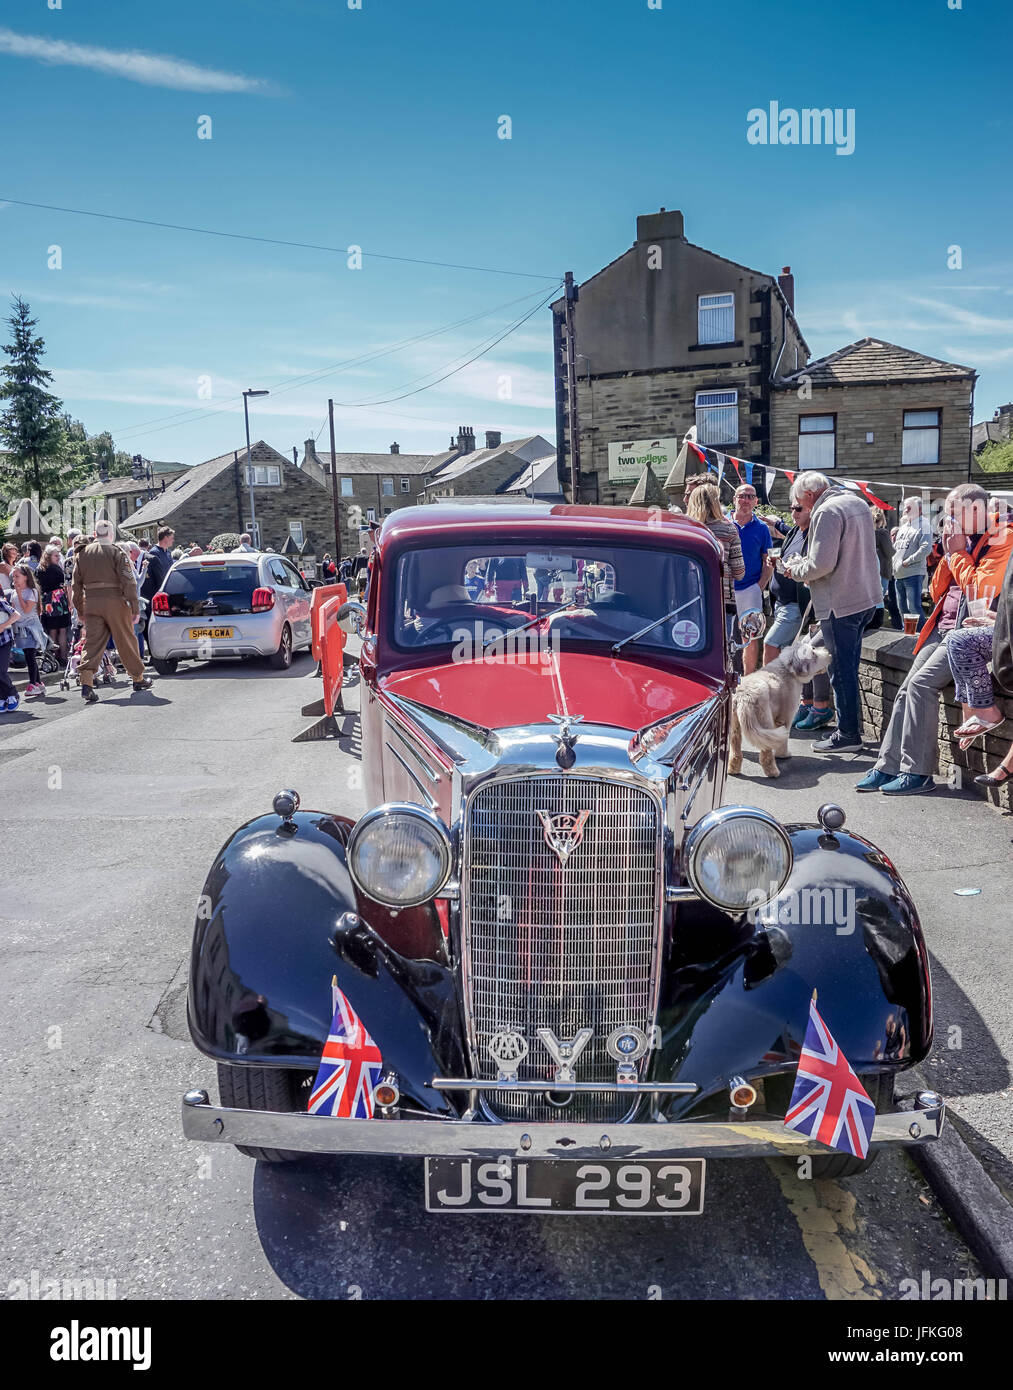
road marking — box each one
[768,1162,883,1300]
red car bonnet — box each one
[380,649,719,733]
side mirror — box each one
[731,608,766,653]
[337,600,367,637]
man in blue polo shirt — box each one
[730,483,773,673]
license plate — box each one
[424,1157,705,1215]
[187,627,235,639]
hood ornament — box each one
[536,809,590,865]
[547,712,583,768]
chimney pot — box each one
[777,267,795,312]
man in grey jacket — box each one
[782,472,881,755]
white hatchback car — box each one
[147,553,313,675]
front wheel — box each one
[152,658,178,676]
[268,624,293,670]
[216,1064,312,1163]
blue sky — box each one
[1,0,1010,467]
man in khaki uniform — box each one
[71,519,152,702]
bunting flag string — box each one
[674,439,968,510]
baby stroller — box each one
[38,637,61,675]
[60,626,117,691]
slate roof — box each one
[70,467,187,499]
[504,453,562,496]
[430,436,552,484]
[315,451,434,476]
[778,337,976,388]
[128,442,288,528]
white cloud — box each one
[0,27,274,94]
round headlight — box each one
[683,807,792,912]
[347,803,452,908]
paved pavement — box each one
[0,655,997,1300]
[734,727,1013,1207]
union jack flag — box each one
[783,1000,876,1159]
[308,985,383,1118]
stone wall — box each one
[771,378,974,493]
[858,629,1012,808]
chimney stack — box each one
[635,207,685,243]
[390,442,400,454]
[777,265,795,312]
[304,437,320,465]
[292,447,298,467]
[456,425,475,454]
[485,430,502,450]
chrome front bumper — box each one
[181,1089,945,1160]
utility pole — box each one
[563,270,581,503]
[328,399,341,558]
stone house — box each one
[301,439,437,533]
[425,430,556,500]
[68,460,188,527]
[554,206,978,508]
[551,208,808,504]
[771,339,976,502]
[127,441,337,575]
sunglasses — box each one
[790,504,805,512]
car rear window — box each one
[162,563,259,615]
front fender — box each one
[657,822,932,1117]
[187,810,465,1116]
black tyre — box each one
[268,624,293,670]
[769,1072,894,1178]
[152,658,178,676]
[216,1063,312,1163]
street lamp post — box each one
[243,388,270,546]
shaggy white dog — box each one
[728,636,831,778]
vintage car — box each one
[182,502,944,1214]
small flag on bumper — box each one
[783,999,876,1159]
[308,985,382,1118]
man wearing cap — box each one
[72,519,151,702]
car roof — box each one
[378,502,719,556]
[175,553,263,566]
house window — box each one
[902,409,941,465]
[243,520,262,547]
[695,389,739,446]
[400,477,411,493]
[697,293,735,345]
[288,520,304,547]
[365,507,376,523]
[244,464,281,486]
[798,414,836,470]
[381,477,394,496]
[134,496,143,509]
[340,477,353,496]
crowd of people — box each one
[0,522,375,714]
[681,469,1013,795]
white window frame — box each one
[381,477,394,496]
[697,292,735,345]
[902,409,941,466]
[798,414,837,470]
[244,464,281,486]
[288,519,305,547]
[243,519,262,547]
[340,476,354,496]
[400,477,412,493]
[695,389,739,446]
[365,506,376,523]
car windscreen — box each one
[390,542,709,656]
[162,563,259,616]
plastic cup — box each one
[903,616,918,636]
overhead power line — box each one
[111,281,560,444]
[0,196,561,281]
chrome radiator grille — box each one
[463,776,661,1122]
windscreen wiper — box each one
[611,596,702,656]
[482,601,575,650]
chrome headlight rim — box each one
[347,801,453,908]
[683,805,793,912]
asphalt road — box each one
[0,655,996,1300]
